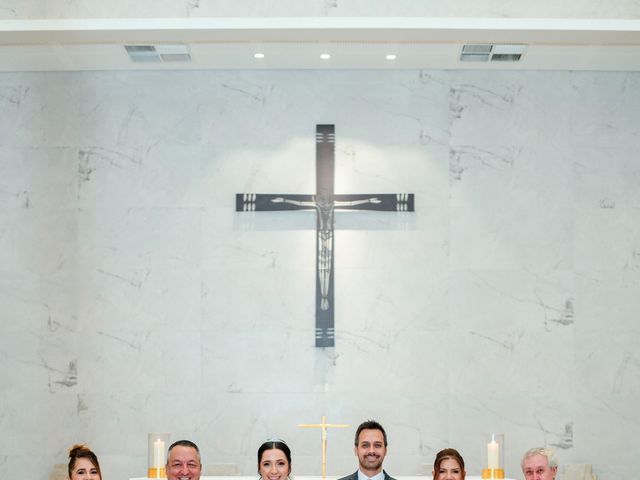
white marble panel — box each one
[0,332,79,478]
[1,68,640,480]
[568,73,640,148]
[102,455,148,480]
[77,262,202,332]
[571,393,640,479]
[77,206,202,270]
[0,73,81,147]
[75,392,202,454]
[77,327,202,395]
[204,142,317,201]
[574,329,640,395]
[334,143,450,214]
[0,0,44,18]
[195,71,451,150]
[0,147,78,209]
[450,75,545,147]
[202,265,316,334]
[76,144,204,208]
[17,0,640,19]
[450,204,573,271]
[449,71,581,151]
[201,330,318,393]
[334,143,437,195]
[205,210,318,269]
[321,71,452,147]
[75,207,203,333]
[449,142,574,211]
[449,324,575,396]
[0,409,79,478]
[450,270,574,332]
[573,146,640,209]
[1,388,79,451]
[574,272,640,331]
[0,329,77,393]
[0,269,77,334]
[76,71,207,149]
[336,263,449,335]
[335,227,443,268]
[449,394,576,477]
[573,207,640,275]
[330,328,452,394]
[197,73,324,148]
[576,393,640,464]
[0,207,77,275]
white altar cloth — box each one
[131,476,515,480]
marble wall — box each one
[1,0,640,19]
[1,68,639,480]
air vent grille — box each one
[460,44,526,63]
[462,44,493,54]
[125,44,191,63]
[160,53,191,62]
[491,53,522,62]
[125,45,156,53]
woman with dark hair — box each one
[68,444,102,480]
[258,438,292,480]
[433,448,465,480]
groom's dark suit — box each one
[338,472,397,480]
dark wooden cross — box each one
[236,124,414,347]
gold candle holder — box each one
[147,467,167,479]
[481,434,504,479]
[148,433,169,479]
[482,469,505,479]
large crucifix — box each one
[236,124,414,347]
[298,415,350,479]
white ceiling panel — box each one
[1,17,639,71]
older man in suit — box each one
[521,447,558,480]
[338,420,396,480]
[166,439,202,480]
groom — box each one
[338,420,397,480]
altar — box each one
[131,476,515,480]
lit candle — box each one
[487,439,499,470]
[153,438,165,468]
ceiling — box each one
[1,17,640,71]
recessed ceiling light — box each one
[386,54,397,60]
[320,53,331,60]
[254,53,265,59]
